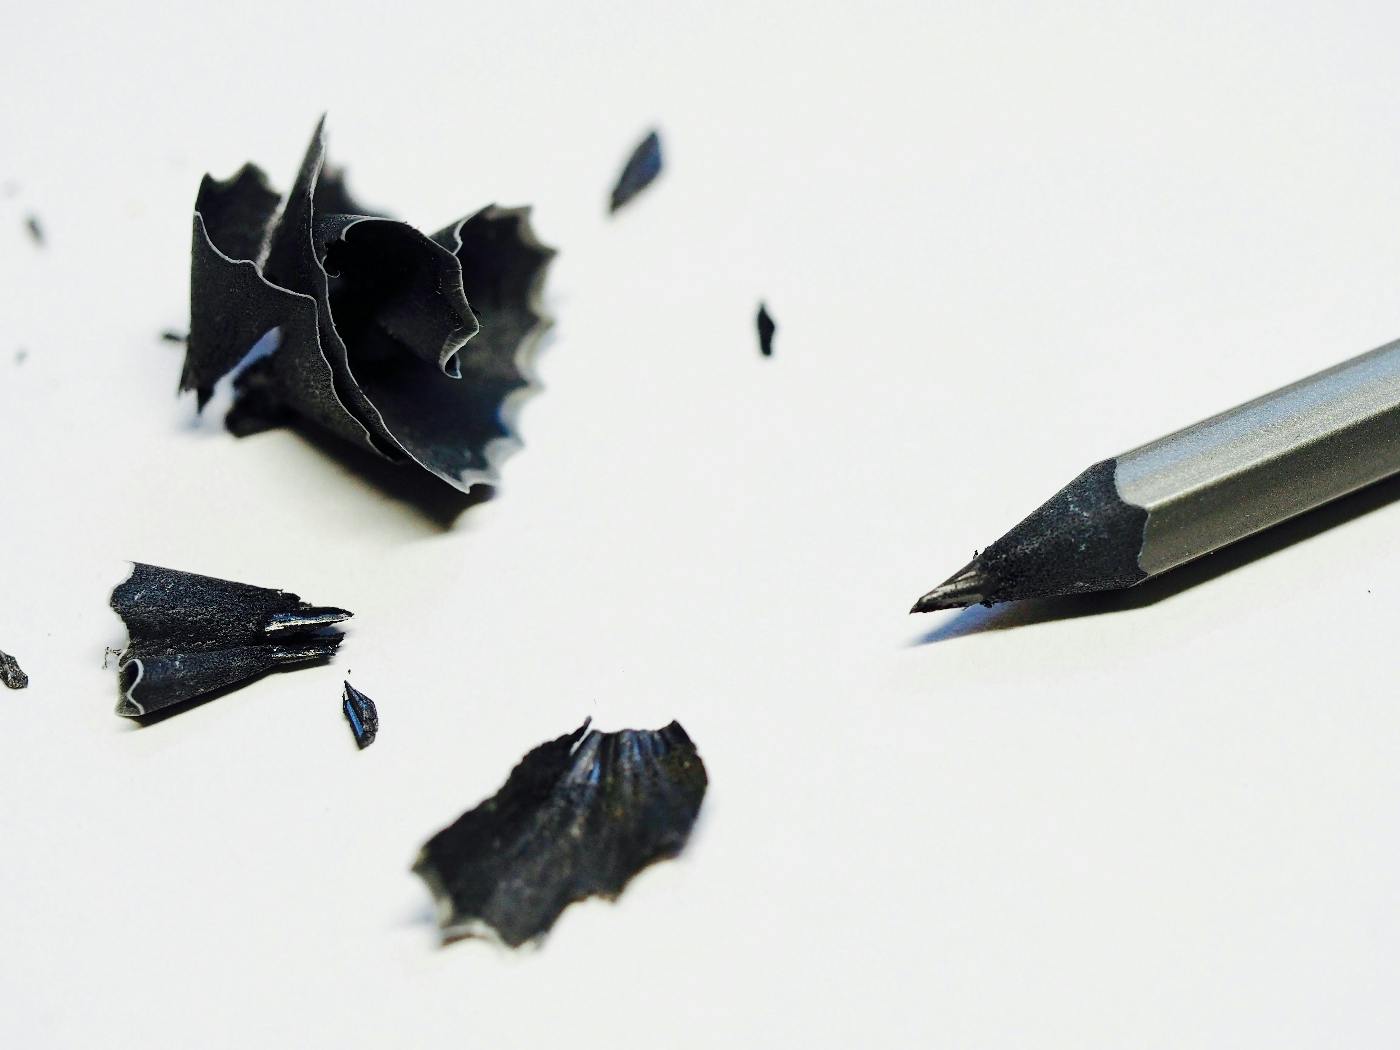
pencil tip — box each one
[910,560,992,613]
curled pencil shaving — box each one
[182,117,555,491]
[342,680,378,749]
[0,650,28,690]
[110,563,351,719]
[413,718,707,947]
[609,129,662,213]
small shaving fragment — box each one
[756,303,776,357]
[0,650,28,690]
[608,130,662,213]
[110,563,351,719]
[160,330,187,344]
[24,214,43,246]
[181,116,555,492]
[342,680,378,749]
[414,718,707,947]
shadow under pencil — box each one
[911,467,1400,646]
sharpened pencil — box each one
[913,337,1400,612]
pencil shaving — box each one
[110,563,351,720]
[413,719,707,947]
[182,117,555,492]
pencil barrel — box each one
[1115,338,1400,575]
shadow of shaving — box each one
[911,468,1400,646]
[117,655,339,728]
[287,422,495,530]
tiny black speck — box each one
[0,649,28,690]
[756,303,776,357]
[608,130,663,213]
[342,680,378,749]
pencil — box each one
[911,337,1400,612]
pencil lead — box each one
[910,560,993,613]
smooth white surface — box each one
[2,2,1399,1046]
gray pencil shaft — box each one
[1116,337,1400,575]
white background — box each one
[2,2,1399,1046]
